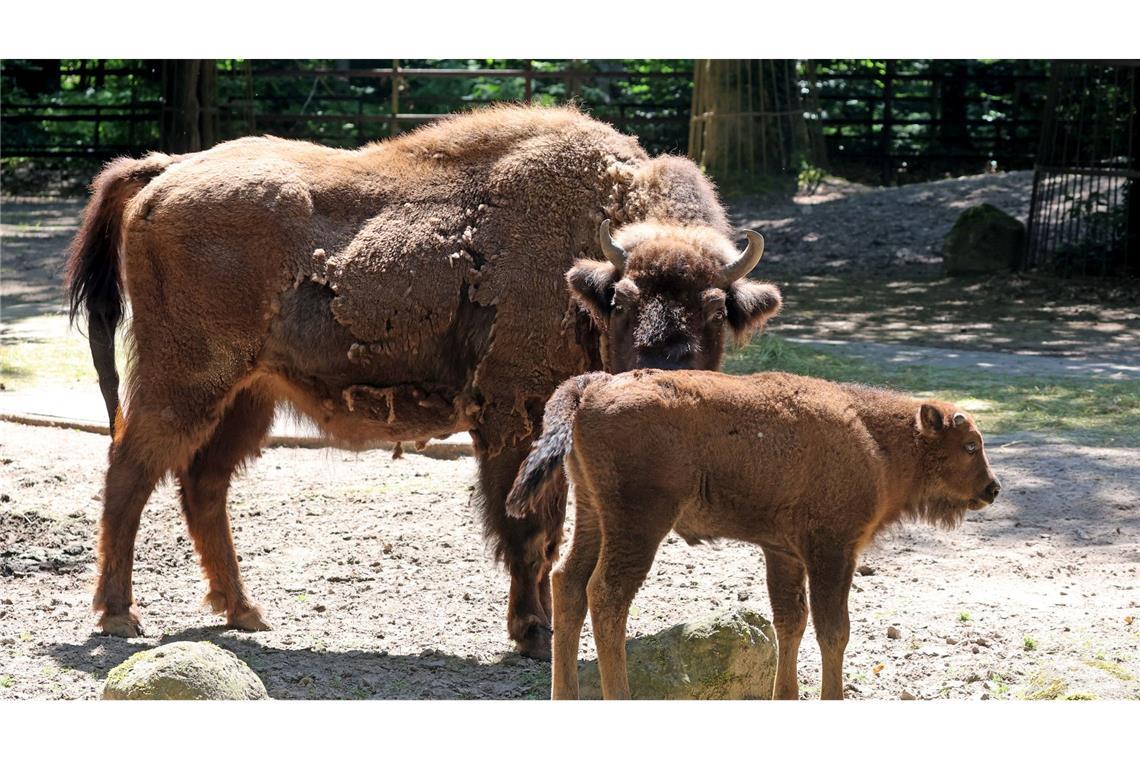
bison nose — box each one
[984,479,1001,503]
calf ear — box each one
[726,280,782,344]
[566,259,619,329]
[917,403,947,436]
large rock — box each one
[942,203,1025,275]
[103,641,268,700]
[578,607,776,699]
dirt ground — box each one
[2,172,1138,699]
[0,421,1137,700]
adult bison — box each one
[66,105,782,658]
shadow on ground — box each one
[46,629,552,700]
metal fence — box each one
[3,59,1057,188]
[1025,61,1138,277]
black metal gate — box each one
[1025,61,1139,277]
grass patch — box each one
[1084,659,1134,681]
[724,335,1140,447]
[1019,672,1067,700]
[1024,636,1038,652]
[0,315,106,391]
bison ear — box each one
[726,280,782,344]
[917,403,946,436]
[566,259,619,329]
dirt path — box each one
[1,421,1136,700]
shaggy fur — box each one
[65,105,781,658]
[507,370,1002,699]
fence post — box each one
[390,59,401,136]
[524,60,533,103]
[880,60,895,185]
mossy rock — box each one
[942,203,1025,275]
[103,641,268,700]
[577,607,776,699]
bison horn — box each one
[598,220,628,272]
[952,412,968,427]
[718,231,765,286]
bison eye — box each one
[611,303,624,314]
[710,310,726,323]
[965,442,978,454]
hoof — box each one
[515,622,553,661]
[99,611,143,638]
[228,606,270,632]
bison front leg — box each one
[763,548,808,700]
[807,549,856,700]
[475,439,566,660]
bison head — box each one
[914,403,1002,527]
[567,220,782,371]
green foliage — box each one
[723,334,1140,447]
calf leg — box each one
[177,387,275,631]
[550,494,601,700]
[807,550,856,700]
[763,548,808,700]
[475,439,566,659]
[587,522,670,700]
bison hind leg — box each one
[178,383,277,632]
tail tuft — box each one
[506,372,609,519]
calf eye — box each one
[965,442,978,454]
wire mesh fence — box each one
[1025,61,1138,277]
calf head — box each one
[568,221,782,371]
[915,402,1002,526]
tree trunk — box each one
[161,60,219,153]
[935,60,972,153]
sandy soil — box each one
[1,421,1137,700]
[2,173,1138,700]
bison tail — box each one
[506,372,609,520]
[66,152,177,434]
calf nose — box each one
[984,479,1002,502]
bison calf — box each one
[506,370,1001,700]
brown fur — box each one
[64,105,780,657]
[507,370,1001,699]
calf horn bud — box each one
[718,231,765,286]
[598,220,628,272]
[952,412,968,427]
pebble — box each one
[856,565,876,576]
[737,591,750,602]
[900,690,917,700]
[887,626,901,639]
[945,637,958,645]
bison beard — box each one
[66,105,781,659]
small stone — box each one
[975,637,990,647]
[900,689,917,700]
[887,626,901,639]
[856,565,876,576]
[102,641,268,700]
[737,590,750,602]
[945,637,958,645]
[972,646,980,654]
[312,604,326,613]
